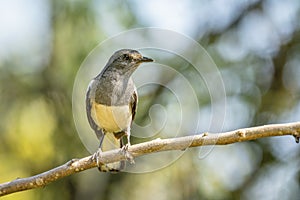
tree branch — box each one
[1,122,300,196]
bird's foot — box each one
[92,148,103,168]
[121,144,135,164]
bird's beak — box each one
[140,56,154,63]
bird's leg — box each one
[121,126,131,149]
[121,127,135,164]
[92,134,105,168]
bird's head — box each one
[106,49,153,75]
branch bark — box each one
[1,122,299,196]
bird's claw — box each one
[92,149,103,167]
[121,144,135,164]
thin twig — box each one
[0,122,299,196]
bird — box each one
[86,49,153,172]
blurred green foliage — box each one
[0,0,299,200]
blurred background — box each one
[0,0,300,199]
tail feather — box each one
[98,133,125,172]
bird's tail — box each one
[98,133,125,172]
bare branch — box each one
[1,122,299,196]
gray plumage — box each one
[85,49,153,172]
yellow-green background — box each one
[0,0,299,199]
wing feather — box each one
[86,80,104,140]
[130,88,138,123]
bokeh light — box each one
[0,0,299,199]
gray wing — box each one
[86,80,104,140]
[130,87,138,123]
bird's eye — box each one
[123,54,130,61]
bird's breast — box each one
[93,77,135,105]
[90,100,132,133]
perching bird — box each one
[86,49,153,172]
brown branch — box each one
[1,122,300,196]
